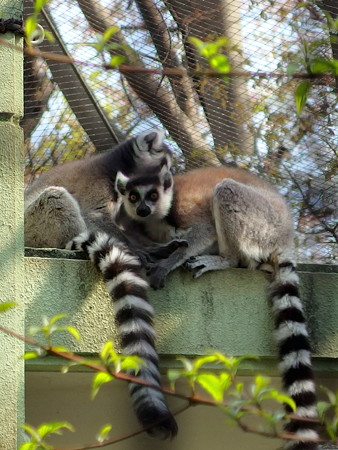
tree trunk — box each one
[165,0,253,155]
[77,0,220,168]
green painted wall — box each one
[23,256,337,450]
[24,256,338,372]
[0,1,24,448]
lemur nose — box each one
[137,205,151,217]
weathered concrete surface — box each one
[0,30,23,116]
[24,256,338,371]
[0,2,24,447]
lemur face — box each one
[127,185,162,218]
[115,166,173,222]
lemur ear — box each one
[163,172,173,191]
[159,164,173,190]
[115,171,129,195]
[135,129,165,154]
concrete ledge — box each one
[23,253,338,374]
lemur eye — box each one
[129,193,138,203]
[150,192,158,201]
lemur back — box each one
[25,129,172,248]
[116,165,318,450]
[24,130,178,439]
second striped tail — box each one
[269,260,318,450]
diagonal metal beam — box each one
[25,2,121,151]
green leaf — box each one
[35,0,51,13]
[100,341,115,363]
[321,386,338,405]
[325,419,338,440]
[177,356,194,372]
[49,314,67,326]
[23,351,39,360]
[92,372,114,399]
[286,62,300,77]
[25,16,37,37]
[197,373,231,402]
[21,424,40,441]
[50,346,70,353]
[193,355,220,371]
[37,422,74,439]
[97,424,112,443]
[235,382,244,395]
[42,316,50,327]
[254,375,270,393]
[109,55,126,68]
[120,355,144,373]
[28,326,41,336]
[44,30,55,43]
[0,301,16,313]
[188,37,205,53]
[295,80,311,115]
[102,26,119,43]
[64,326,81,341]
[269,390,296,412]
[19,443,38,450]
[202,43,218,58]
[60,361,81,374]
[317,401,331,419]
[209,54,231,73]
[167,369,183,389]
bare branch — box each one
[134,0,200,121]
[165,0,254,154]
[76,0,218,168]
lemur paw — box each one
[184,255,213,278]
[135,239,188,267]
[146,239,188,259]
[184,255,206,271]
[146,264,169,290]
[133,249,153,267]
[66,231,92,251]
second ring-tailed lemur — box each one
[115,163,319,450]
[24,130,179,439]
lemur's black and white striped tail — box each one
[69,231,178,439]
[269,260,318,450]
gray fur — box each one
[117,164,319,449]
[24,129,170,251]
[116,165,294,287]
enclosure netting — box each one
[22,0,337,263]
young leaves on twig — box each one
[20,422,74,450]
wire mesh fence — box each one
[22,0,337,263]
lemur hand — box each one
[133,248,153,267]
[134,239,188,268]
[145,239,188,260]
[146,262,169,289]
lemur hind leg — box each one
[185,180,250,278]
[212,179,293,266]
[186,178,292,277]
[24,186,87,248]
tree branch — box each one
[134,0,200,121]
[76,0,218,168]
[164,0,254,154]
[0,323,331,449]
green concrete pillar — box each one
[0,1,24,448]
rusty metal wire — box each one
[23,0,338,263]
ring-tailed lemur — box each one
[115,164,319,450]
[24,130,179,439]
